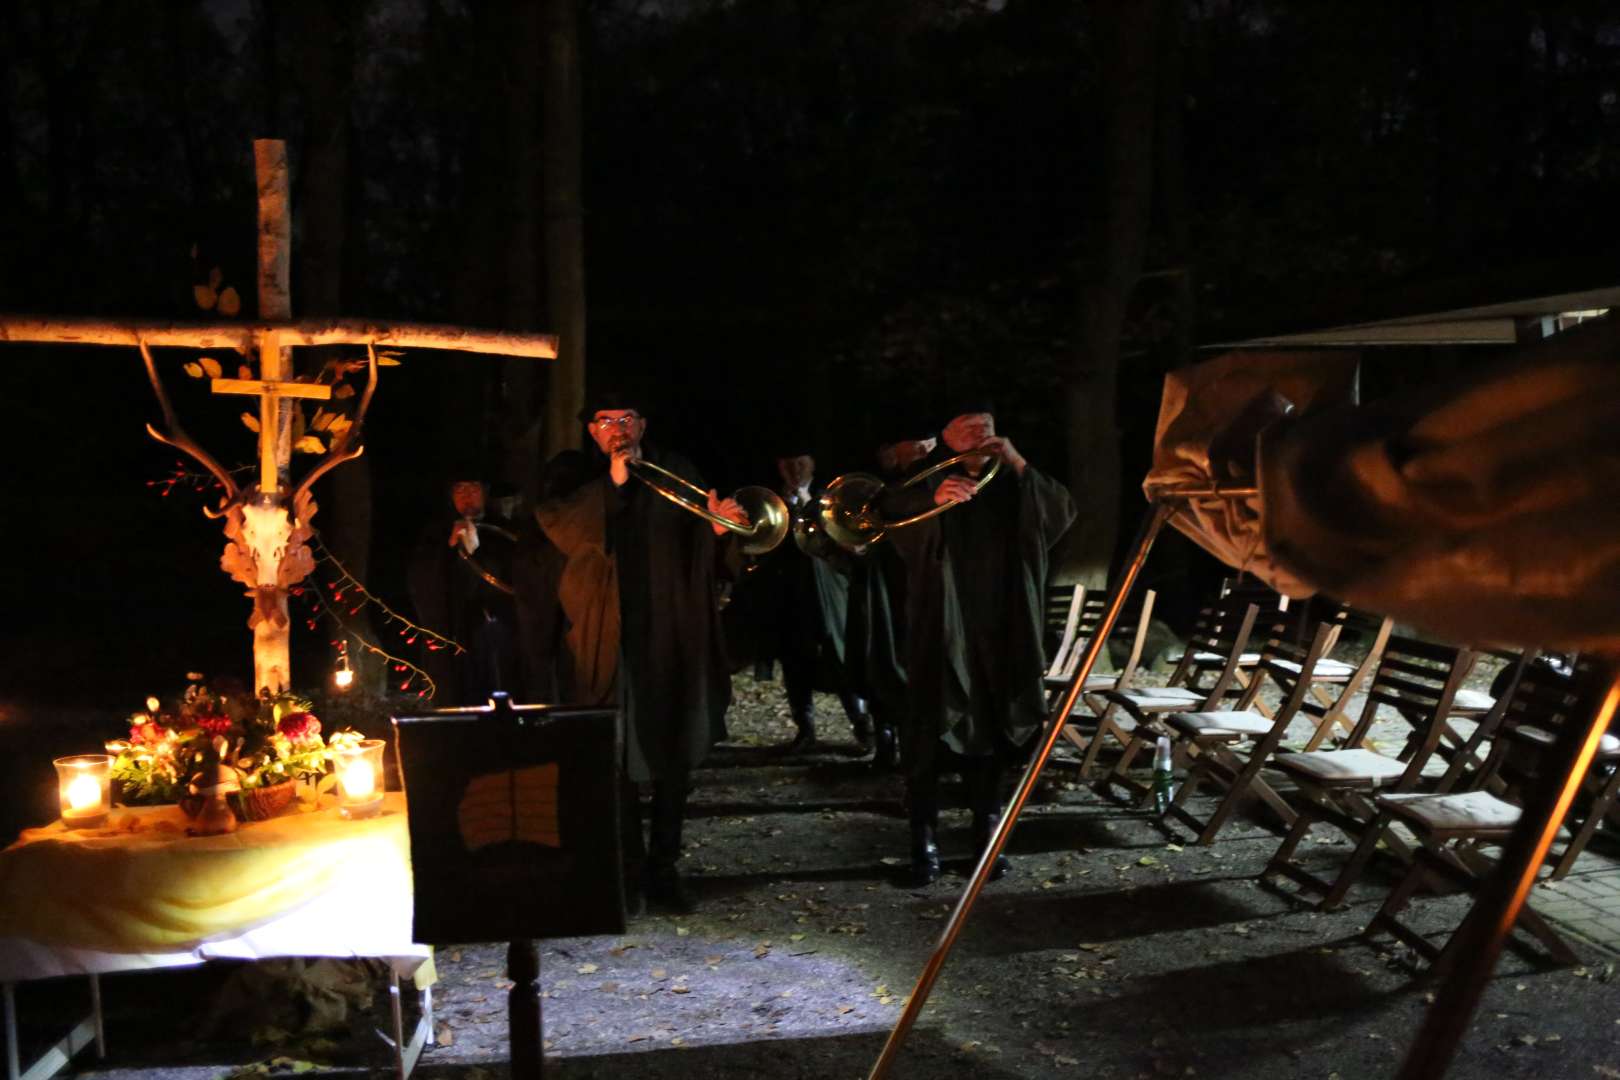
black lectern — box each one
[393,693,624,1079]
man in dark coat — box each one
[840,430,937,771]
[729,450,870,753]
[535,392,745,913]
[887,401,1076,885]
[407,471,518,706]
[511,449,593,702]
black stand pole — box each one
[509,939,543,1080]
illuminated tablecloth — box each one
[0,793,432,986]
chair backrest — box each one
[1434,649,1532,790]
[1044,585,1082,660]
[1179,599,1261,710]
[1493,657,1608,790]
[1166,593,1260,689]
[1342,635,1475,791]
[1045,586,1109,680]
[1236,617,1337,719]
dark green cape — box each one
[888,462,1076,763]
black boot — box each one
[905,785,941,887]
[786,709,816,754]
[972,810,1012,882]
[646,779,697,914]
[644,862,696,915]
[851,711,873,752]
[969,759,1011,882]
[908,822,941,887]
[870,723,898,773]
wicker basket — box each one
[230,780,298,822]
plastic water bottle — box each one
[1152,735,1176,816]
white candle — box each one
[339,760,375,800]
[66,773,102,813]
[55,754,111,828]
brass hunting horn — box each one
[815,449,1001,551]
[626,458,791,556]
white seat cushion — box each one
[1512,725,1620,757]
[1045,672,1120,691]
[1168,650,1262,666]
[1271,657,1356,680]
[1274,748,1407,785]
[1110,687,1205,712]
[1167,710,1272,739]
[1450,689,1495,713]
[1376,790,1521,833]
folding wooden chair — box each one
[1050,588,1158,771]
[1165,579,1286,704]
[1159,619,1338,844]
[1084,597,1261,797]
[1363,657,1607,968]
[1042,586,1106,695]
[1292,606,1396,752]
[1259,636,1475,910]
[1042,584,1086,666]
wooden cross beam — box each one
[211,376,332,493]
[0,139,559,695]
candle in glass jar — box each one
[339,760,375,800]
[335,739,385,820]
[54,754,112,829]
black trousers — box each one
[908,748,1004,827]
[781,637,867,729]
[619,769,691,873]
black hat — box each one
[873,400,937,447]
[578,387,644,424]
[938,391,996,429]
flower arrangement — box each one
[107,673,362,811]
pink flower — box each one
[278,712,322,744]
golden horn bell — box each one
[626,458,790,556]
[815,450,1001,552]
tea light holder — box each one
[55,754,112,829]
[336,739,386,819]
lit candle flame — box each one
[339,761,375,800]
[333,667,355,690]
[66,773,101,813]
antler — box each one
[139,340,242,518]
[289,341,380,510]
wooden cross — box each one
[211,375,332,493]
[0,139,558,694]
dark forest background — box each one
[3,0,1618,707]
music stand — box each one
[393,692,624,1080]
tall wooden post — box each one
[253,139,294,694]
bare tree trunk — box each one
[542,0,587,464]
[288,0,373,691]
[1063,0,1165,587]
[501,1,546,497]
[254,139,293,695]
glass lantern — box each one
[335,739,386,820]
[55,754,112,829]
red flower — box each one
[278,712,322,744]
[131,720,171,746]
[196,713,234,737]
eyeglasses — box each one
[592,414,641,429]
